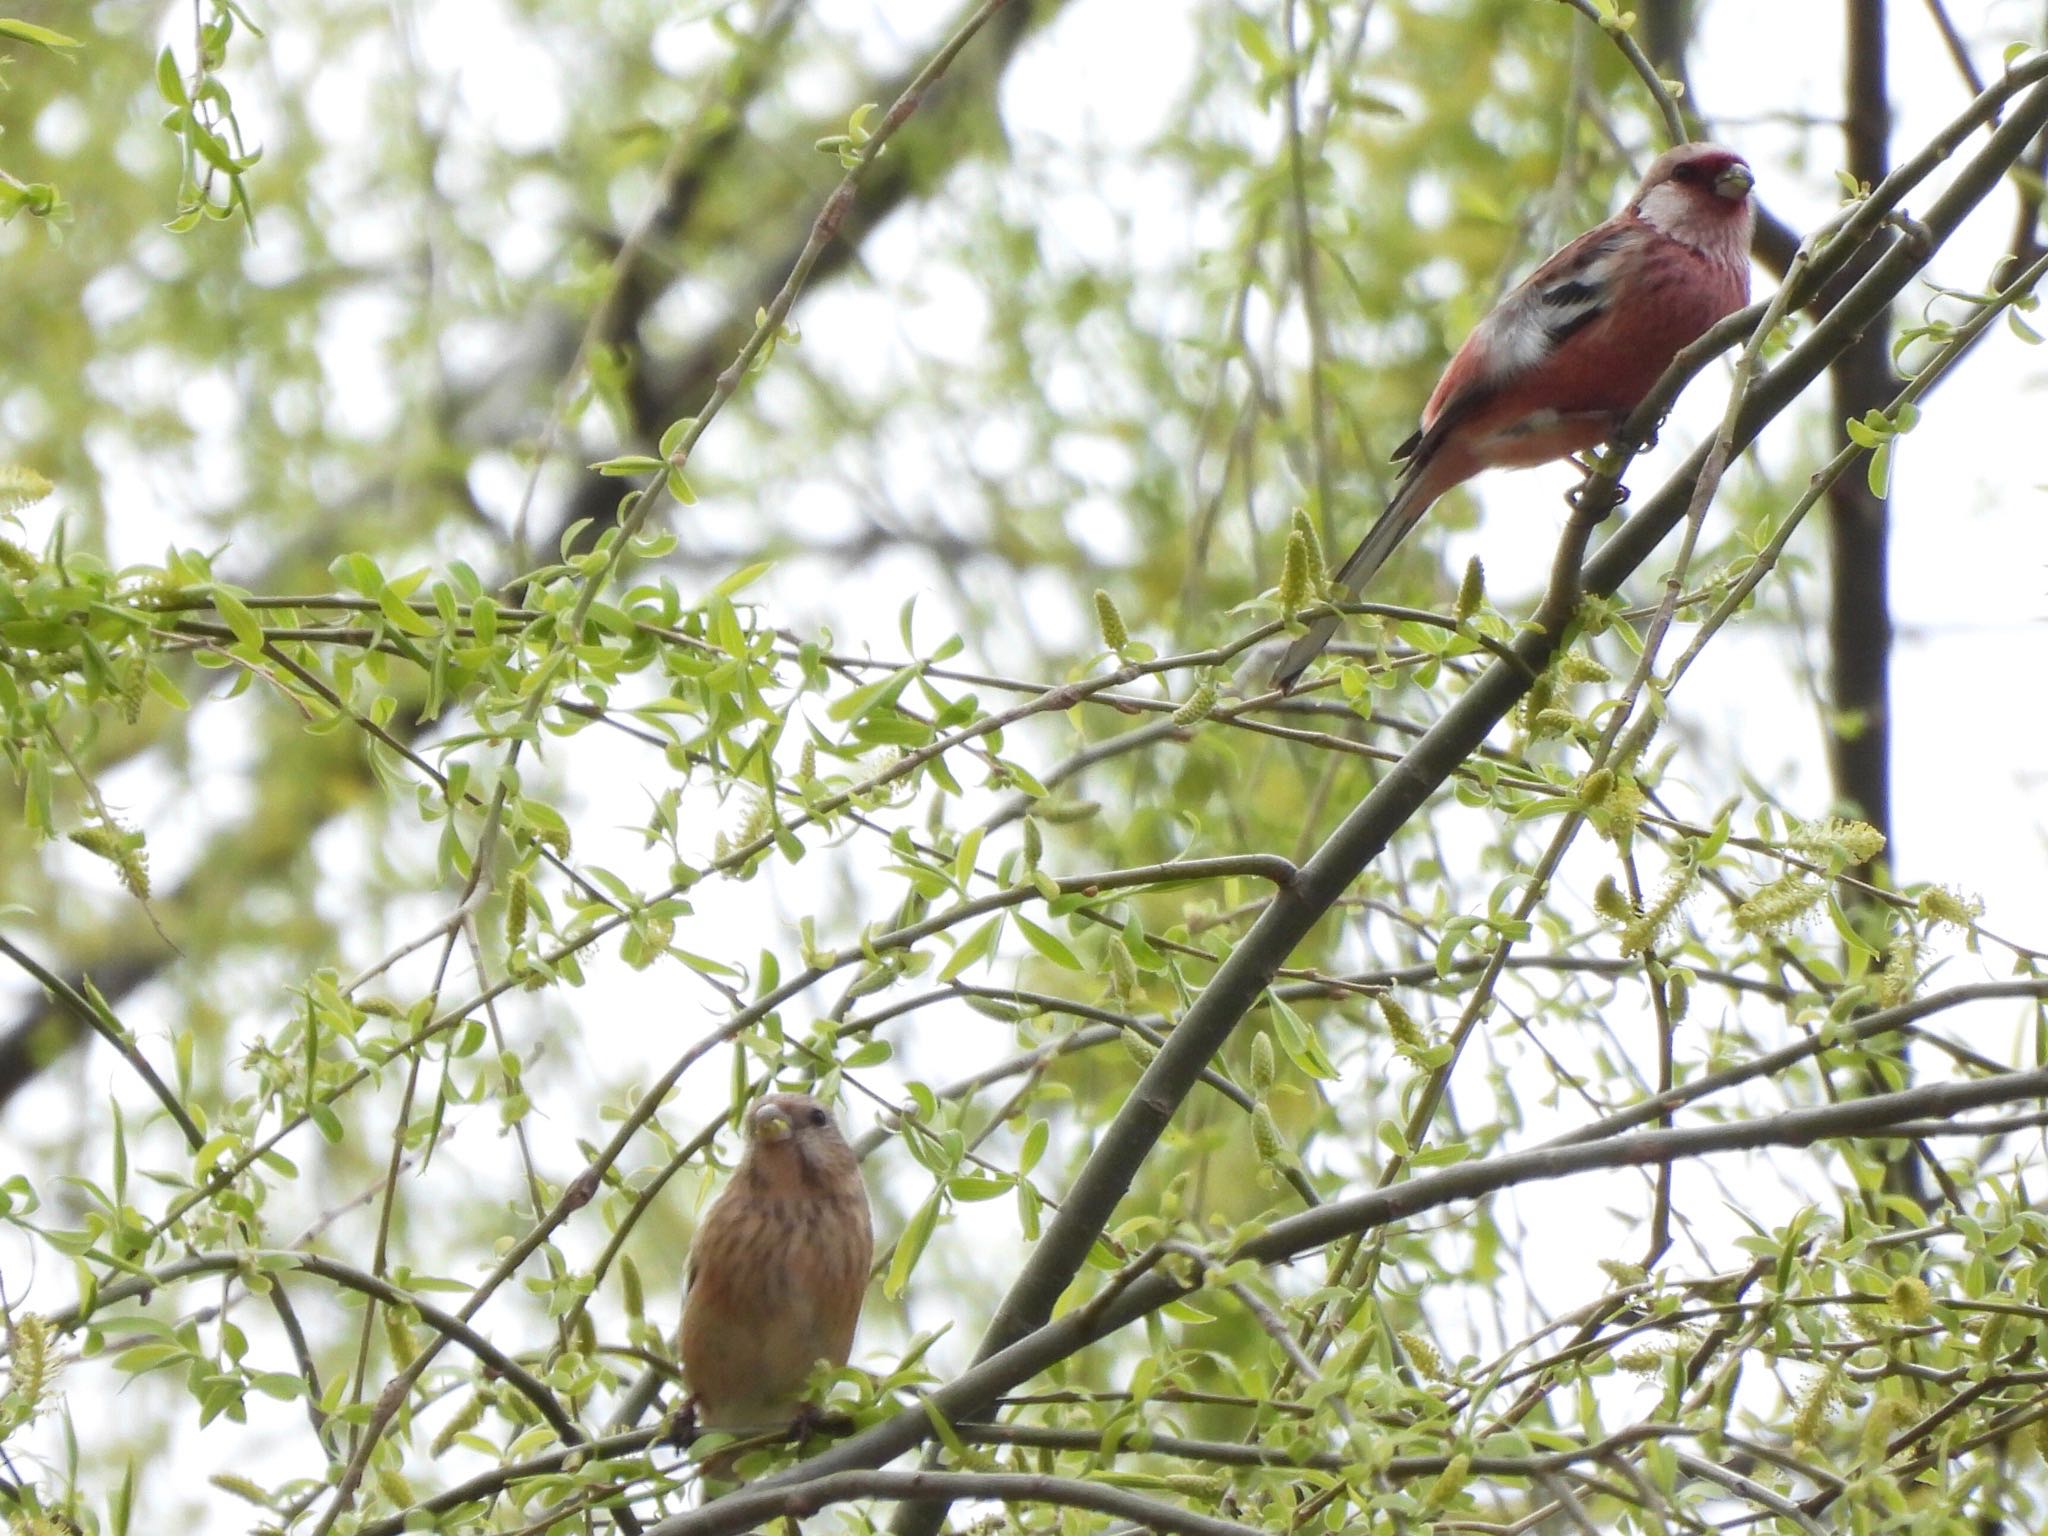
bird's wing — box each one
[1414,220,1641,445]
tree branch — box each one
[660,1469,1264,1536]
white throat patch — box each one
[1635,181,1737,253]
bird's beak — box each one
[752,1104,793,1143]
[1715,164,1755,200]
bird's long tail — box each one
[1270,467,1439,691]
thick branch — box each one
[658,1469,1263,1536]
[1826,0,1896,848]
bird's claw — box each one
[1564,479,1628,520]
[664,1398,701,1449]
[786,1401,853,1444]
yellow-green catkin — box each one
[1093,589,1128,651]
[1278,530,1311,613]
[1559,650,1612,685]
[1106,937,1138,1000]
[1888,1275,1934,1324]
[1422,1452,1470,1508]
[796,739,817,784]
[1123,1029,1157,1067]
[1792,1364,1844,1452]
[1791,817,1886,866]
[1251,1103,1285,1166]
[504,874,530,949]
[1289,507,1327,592]
[1249,1032,1276,1096]
[1578,767,1614,808]
[1172,680,1217,726]
[1621,868,1696,954]
[1398,1329,1448,1382]
[374,1464,415,1509]
[1733,876,1826,936]
[1455,557,1485,621]
[210,1473,273,1507]
[737,792,770,848]
[1021,816,1043,869]
[0,537,37,577]
[1616,1342,1681,1373]
[1917,885,1982,929]
[6,1314,53,1415]
[1037,797,1099,824]
[382,1307,418,1370]
[431,1391,490,1455]
[118,652,149,723]
[1859,1396,1908,1465]
[1601,774,1645,835]
[1878,936,1918,1007]
[0,464,53,510]
[1593,875,1633,923]
[67,823,150,900]
[1664,969,1691,1024]
[1379,994,1425,1053]
[494,1379,538,1423]
[621,1253,645,1324]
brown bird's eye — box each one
[809,1106,829,1127]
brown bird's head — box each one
[738,1091,860,1196]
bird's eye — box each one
[809,1106,829,1127]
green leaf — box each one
[211,587,263,650]
[1013,914,1082,971]
[0,18,84,49]
[886,1193,940,1299]
[938,916,1003,981]
[155,48,188,105]
[828,664,917,724]
[589,454,665,477]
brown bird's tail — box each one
[1270,466,1440,691]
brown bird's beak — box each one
[752,1103,794,1142]
[1714,163,1755,200]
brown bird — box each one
[677,1092,873,1477]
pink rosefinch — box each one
[1273,142,1756,689]
[678,1092,873,1478]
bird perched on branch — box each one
[1272,141,1756,690]
[677,1091,873,1481]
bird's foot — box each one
[663,1398,701,1449]
[786,1401,853,1444]
[1564,478,1628,519]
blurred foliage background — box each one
[2,1,2047,1532]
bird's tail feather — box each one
[1270,472,1434,691]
